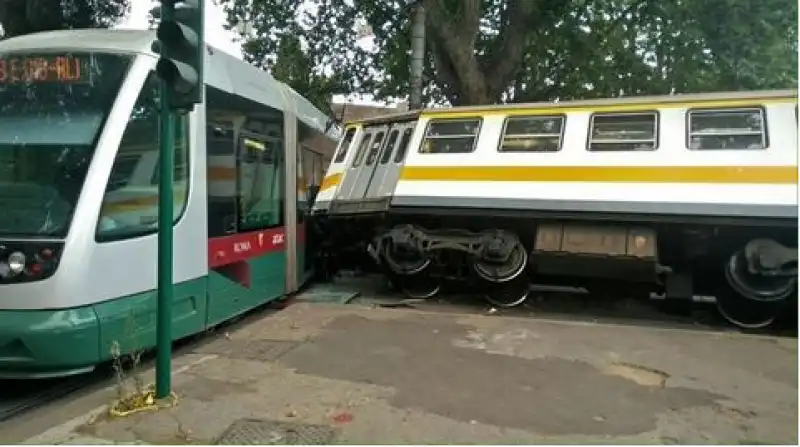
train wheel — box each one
[715,290,783,329]
[382,239,431,276]
[724,250,796,302]
[716,250,795,329]
[398,275,441,300]
[484,276,530,308]
[474,241,528,283]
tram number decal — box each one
[208,228,288,268]
[233,241,251,253]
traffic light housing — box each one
[151,0,204,112]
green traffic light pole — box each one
[155,0,176,401]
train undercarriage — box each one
[315,211,798,330]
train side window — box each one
[420,119,481,154]
[351,132,373,167]
[499,115,565,152]
[379,129,400,164]
[96,73,190,241]
[588,112,657,151]
[687,108,767,150]
[393,127,414,163]
[333,127,356,163]
[363,131,386,166]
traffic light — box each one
[151,0,205,111]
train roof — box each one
[0,29,340,140]
[346,89,798,126]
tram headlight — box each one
[7,251,26,274]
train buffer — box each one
[8,302,796,445]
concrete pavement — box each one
[13,301,799,445]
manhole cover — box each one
[216,418,337,445]
[194,339,300,361]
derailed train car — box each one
[312,90,798,329]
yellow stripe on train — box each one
[399,166,798,184]
[319,172,343,191]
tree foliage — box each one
[224,0,797,108]
[0,0,129,39]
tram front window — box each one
[0,52,131,237]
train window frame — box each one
[498,114,566,153]
[362,130,386,166]
[686,106,769,151]
[587,111,659,152]
[379,128,400,164]
[393,126,415,163]
[332,127,356,164]
[351,131,374,167]
[418,117,483,154]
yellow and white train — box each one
[312,89,798,329]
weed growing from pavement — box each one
[108,310,162,417]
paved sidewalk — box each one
[19,302,798,445]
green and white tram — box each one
[0,29,339,378]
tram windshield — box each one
[0,52,132,237]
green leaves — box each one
[0,0,130,39]
[223,0,798,107]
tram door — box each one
[335,125,387,201]
[363,121,416,200]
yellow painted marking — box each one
[400,165,798,185]
[420,97,797,120]
[320,172,342,191]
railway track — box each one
[0,303,285,424]
[0,371,107,423]
[331,273,798,338]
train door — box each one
[349,124,401,199]
[364,121,416,199]
[335,125,387,201]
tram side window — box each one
[333,127,356,163]
[96,74,189,241]
[500,115,565,152]
[687,108,767,150]
[420,119,481,154]
[393,127,414,163]
[207,125,238,237]
[588,112,657,151]
[238,136,283,231]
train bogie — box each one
[315,89,798,329]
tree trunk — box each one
[423,0,564,105]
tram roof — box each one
[0,29,340,140]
